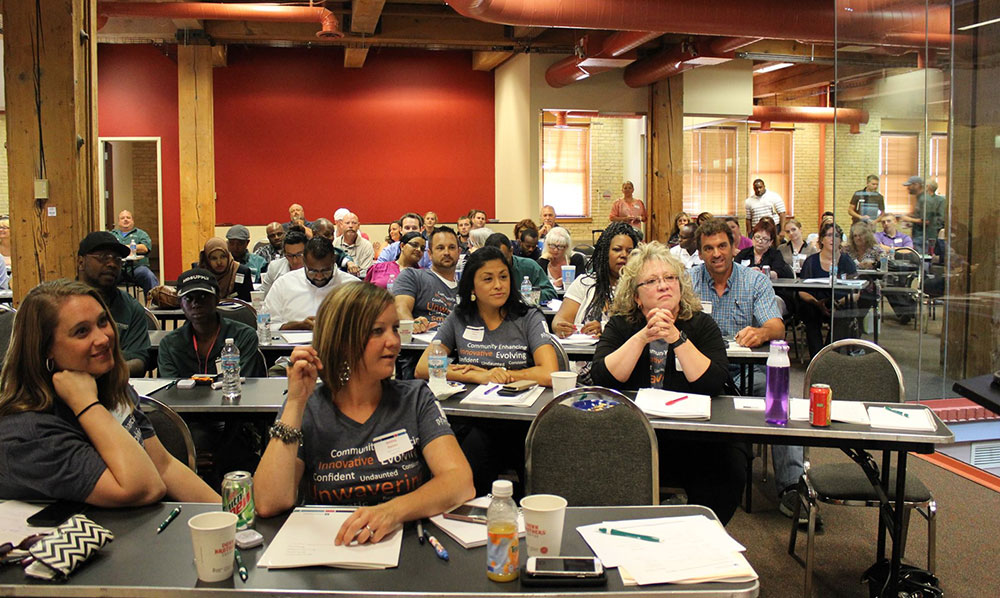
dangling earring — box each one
[338,361,351,385]
[46,358,55,373]
[470,293,477,302]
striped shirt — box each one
[691,262,782,337]
[744,191,786,227]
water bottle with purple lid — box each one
[765,340,790,425]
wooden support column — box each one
[177,45,216,269]
[648,76,683,243]
[3,0,99,303]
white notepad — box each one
[257,507,402,569]
[635,389,711,420]
[459,384,545,407]
[558,333,600,346]
[867,405,936,432]
[429,497,525,549]
[280,331,313,345]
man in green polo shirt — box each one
[77,231,152,377]
[157,268,265,378]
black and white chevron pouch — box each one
[25,514,114,580]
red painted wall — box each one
[98,45,495,279]
[213,46,495,225]
[98,45,182,278]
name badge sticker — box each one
[463,326,485,342]
[675,358,683,372]
[701,301,713,314]
[372,429,414,464]
[235,273,245,284]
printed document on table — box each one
[789,398,871,425]
[577,515,755,585]
[280,331,313,345]
[867,405,936,431]
[460,384,545,407]
[412,331,438,344]
[734,398,765,411]
[130,378,177,396]
[257,507,401,569]
[558,333,600,346]
[635,389,711,419]
[0,501,52,545]
[726,341,752,354]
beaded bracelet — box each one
[268,421,304,446]
[75,401,102,418]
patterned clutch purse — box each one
[25,515,114,580]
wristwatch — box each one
[668,331,688,350]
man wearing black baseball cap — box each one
[77,231,151,377]
[156,268,265,378]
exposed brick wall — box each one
[130,141,160,275]
[559,117,628,248]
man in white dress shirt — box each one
[668,224,703,269]
[263,237,358,330]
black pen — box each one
[417,520,425,544]
[156,505,182,534]
[234,548,248,582]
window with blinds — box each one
[541,124,590,218]
[749,129,793,214]
[929,134,948,198]
[879,133,919,213]
[683,128,737,215]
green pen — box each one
[155,505,182,533]
[885,406,910,418]
[597,527,663,543]
[234,548,248,582]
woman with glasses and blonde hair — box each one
[365,231,424,289]
[254,283,474,543]
[0,280,218,505]
[538,226,586,290]
[590,243,745,525]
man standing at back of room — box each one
[377,212,431,268]
[226,225,267,283]
[77,231,152,377]
[848,175,885,224]
[111,209,159,295]
[333,212,373,278]
[690,219,809,525]
[744,179,786,237]
[393,226,461,378]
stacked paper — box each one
[258,507,402,569]
[412,332,438,344]
[280,331,313,345]
[558,333,600,346]
[459,384,545,407]
[577,515,757,585]
[867,405,936,431]
[726,341,753,354]
[429,497,525,549]
[635,389,711,420]
[788,398,872,425]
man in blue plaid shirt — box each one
[691,219,811,525]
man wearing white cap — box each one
[333,207,350,240]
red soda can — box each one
[809,384,832,427]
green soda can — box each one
[222,470,255,530]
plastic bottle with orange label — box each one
[486,479,519,582]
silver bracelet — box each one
[268,421,304,446]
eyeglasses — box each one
[87,252,123,265]
[0,533,47,564]
[752,235,772,243]
[636,274,680,289]
[547,244,567,251]
[285,251,304,259]
[305,267,334,276]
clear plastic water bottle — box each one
[765,340,790,425]
[256,312,271,346]
[520,276,533,305]
[129,238,137,257]
[220,338,241,400]
[455,258,464,282]
[387,273,396,293]
[486,479,519,582]
[427,340,448,393]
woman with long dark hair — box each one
[0,280,218,505]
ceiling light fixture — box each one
[958,16,1000,31]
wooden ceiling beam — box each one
[351,0,387,35]
[344,46,370,68]
[171,18,203,31]
[472,51,512,71]
[512,26,547,39]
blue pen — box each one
[483,384,500,395]
[423,530,449,561]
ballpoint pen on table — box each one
[885,406,910,418]
[156,505,182,534]
[417,520,425,544]
[234,548,248,582]
[483,384,500,395]
[597,527,663,543]
[423,530,449,561]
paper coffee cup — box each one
[189,511,238,582]
[399,320,414,344]
[520,494,568,557]
[551,371,578,396]
[561,265,576,288]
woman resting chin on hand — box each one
[253,283,474,544]
[0,280,219,507]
